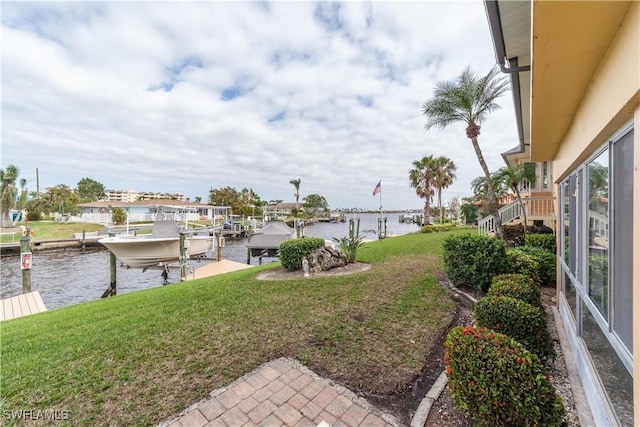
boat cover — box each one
[246,220,294,249]
[151,221,181,238]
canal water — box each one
[0,213,420,310]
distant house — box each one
[485,1,638,425]
[77,200,230,224]
[263,202,300,219]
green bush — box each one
[505,248,541,285]
[525,233,557,254]
[503,224,538,247]
[516,245,557,285]
[443,234,506,293]
[279,237,325,271]
[444,326,565,427]
[26,211,42,222]
[489,274,542,308]
[475,296,555,361]
[421,224,453,233]
[111,207,127,225]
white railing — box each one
[478,200,521,235]
[478,195,555,235]
[77,211,205,224]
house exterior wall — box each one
[552,3,639,181]
[548,4,639,425]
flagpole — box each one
[379,180,383,240]
[379,179,382,214]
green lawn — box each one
[1,228,471,426]
[0,221,105,242]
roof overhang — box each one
[485,0,633,162]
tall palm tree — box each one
[409,155,437,224]
[423,66,509,240]
[0,164,20,227]
[494,163,537,231]
[289,178,301,209]
[433,156,457,224]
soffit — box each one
[530,1,632,161]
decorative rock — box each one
[306,247,347,273]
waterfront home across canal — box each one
[77,200,231,224]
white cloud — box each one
[1,1,518,210]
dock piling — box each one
[20,227,32,293]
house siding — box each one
[549,4,639,424]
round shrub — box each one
[442,234,506,293]
[489,274,542,308]
[26,211,42,222]
[505,248,540,285]
[475,296,555,361]
[444,326,565,427]
[279,237,325,271]
[517,245,557,285]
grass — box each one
[0,221,104,242]
[1,227,472,426]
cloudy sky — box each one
[1,1,518,211]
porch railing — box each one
[478,195,555,235]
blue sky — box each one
[1,1,518,210]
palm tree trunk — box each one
[438,188,443,224]
[470,136,504,240]
[424,200,431,226]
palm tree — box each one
[0,164,20,227]
[433,156,457,224]
[471,174,508,217]
[409,155,437,224]
[289,178,301,209]
[494,163,537,232]
[423,66,509,240]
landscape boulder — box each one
[306,247,348,273]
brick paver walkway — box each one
[160,358,402,427]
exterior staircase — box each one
[478,196,555,235]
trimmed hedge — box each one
[505,248,541,285]
[489,274,542,308]
[525,233,557,254]
[279,237,325,271]
[444,326,565,427]
[475,296,555,361]
[516,245,557,285]
[421,224,454,233]
[442,234,506,293]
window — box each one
[558,125,634,426]
[587,150,609,317]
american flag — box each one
[372,181,381,196]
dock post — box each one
[102,233,117,298]
[247,247,251,264]
[217,232,223,262]
[82,229,86,250]
[179,233,187,281]
[20,227,32,293]
[109,250,117,295]
[349,219,354,239]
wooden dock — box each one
[1,291,47,321]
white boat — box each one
[98,221,215,268]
